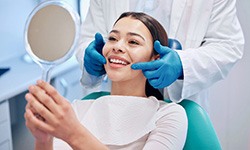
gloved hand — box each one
[131,40,183,89]
[84,33,106,76]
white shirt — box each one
[130,0,173,32]
[77,0,245,112]
[53,96,187,150]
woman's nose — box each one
[112,48,124,53]
[112,41,126,53]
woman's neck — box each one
[111,78,147,97]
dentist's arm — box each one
[76,0,108,88]
[132,41,183,89]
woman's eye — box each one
[108,36,116,41]
[129,40,139,45]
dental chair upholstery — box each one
[81,92,222,150]
[80,39,221,149]
[178,99,221,149]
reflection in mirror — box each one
[24,1,80,82]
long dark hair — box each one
[114,12,168,100]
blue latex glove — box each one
[84,33,106,76]
[131,40,183,89]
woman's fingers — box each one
[25,80,77,139]
[36,80,72,120]
[25,94,66,138]
[25,93,56,124]
[25,108,53,134]
[28,83,61,115]
[36,80,66,105]
[26,81,71,127]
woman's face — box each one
[103,17,155,82]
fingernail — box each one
[29,85,34,91]
[37,80,43,85]
[25,93,31,100]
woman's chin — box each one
[107,74,125,82]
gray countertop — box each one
[0,54,79,102]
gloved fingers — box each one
[143,69,160,80]
[154,40,172,56]
[148,78,163,89]
[144,68,166,88]
[151,71,177,88]
[146,66,173,88]
[85,44,106,65]
[85,62,104,72]
[144,69,169,89]
[85,63,106,76]
[131,60,162,71]
[84,52,106,67]
[84,55,105,70]
[94,33,105,53]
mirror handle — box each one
[41,65,53,83]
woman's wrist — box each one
[67,126,89,150]
[35,137,53,150]
[67,125,109,150]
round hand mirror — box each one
[24,1,80,82]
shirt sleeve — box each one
[168,0,244,103]
[143,103,188,150]
[75,0,107,88]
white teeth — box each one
[110,58,127,65]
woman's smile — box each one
[108,55,131,68]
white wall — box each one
[0,0,37,62]
[209,0,250,149]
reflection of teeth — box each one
[110,59,127,65]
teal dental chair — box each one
[81,39,222,149]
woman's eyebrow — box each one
[110,30,145,41]
[110,29,119,34]
[127,32,145,41]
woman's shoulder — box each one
[158,101,187,125]
[159,101,185,113]
[161,102,186,118]
[148,97,187,123]
[148,96,186,114]
[147,98,188,149]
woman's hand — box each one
[25,80,83,143]
[25,105,53,144]
[25,80,109,150]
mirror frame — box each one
[24,0,80,66]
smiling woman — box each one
[24,12,187,150]
[103,12,165,97]
[103,12,168,99]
